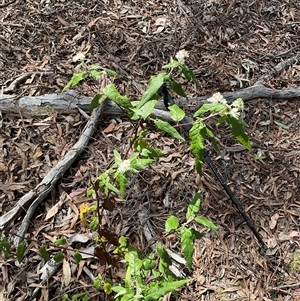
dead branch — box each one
[0,100,107,247]
[0,84,300,118]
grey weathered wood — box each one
[1,85,299,118]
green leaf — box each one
[113,149,122,165]
[189,120,207,174]
[103,279,113,294]
[89,93,106,111]
[131,158,154,171]
[71,292,89,301]
[104,181,119,195]
[205,127,220,153]
[156,244,172,273]
[89,64,102,70]
[167,79,186,97]
[0,236,11,258]
[54,251,64,263]
[119,236,127,249]
[143,258,156,271]
[90,216,99,231]
[93,277,102,291]
[191,228,203,240]
[186,191,201,220]
[141,147,164,158]
[90,70,102,79]
[162,58,180,69]
[227,115,251,150]
[168,104,186,122]
[17,241,26,263]
[194,216,218,231]
[74,250,82,264]
[86,187,95,197]
[153,119,185,141]
[39,245,50,261]
[145,279,189,301]
[115,173,127,198]
[179,227,194,270]
[216,115,228,126]
[137,73,169,109]
[103,84,133,110]
[130,99,158,120]
[62,72,88,92]
[104,68,118,77]
[54,238,67,246]
[165,215,179,232]
[274,120,290,130]
[178,64,199,88]
[194,103,228,118]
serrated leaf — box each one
[189,120,207,174]
[186,191,201,220]
[131,99,158,120]
[74,250,82,264]
[168,104,186,122]
[89,64,102,70]
[54,238,67,246]
[227,115,251,150]
[194,103,228,118]
[104,181,119,194]
[131,158,154,170]
[104,68,118,77]
[102,84,133,110]
[39,245,50,261]
[115,173,127,198]
[90,70,102,79]
[90,216,99,231]
[165,215,179,232]
[153,119,185,141]
[195,216,218,231]
[113,149,122,165]
[178,64,199,88]
[167,79,186,97]
[89,93,105,111]
[62,72,88,92]
[274,120,290,130]
[205,127,220,153]
[162,58,180,69]
[137,73,169,109]
[54,251,64,263]
[156,244,172,266]
[179,227,194,270]
[145,279,189,301]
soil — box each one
[0,0,300,300]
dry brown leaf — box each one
[269,213,279,230]
[57,15,70,26]
[45,192,67,220]
[62,259,71,287]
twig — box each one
[3,72,53,93]
[0,100,107,246]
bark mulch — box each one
[0,0,300,300]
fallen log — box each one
[1,84,300,118]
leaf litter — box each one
[0,0,300,300]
